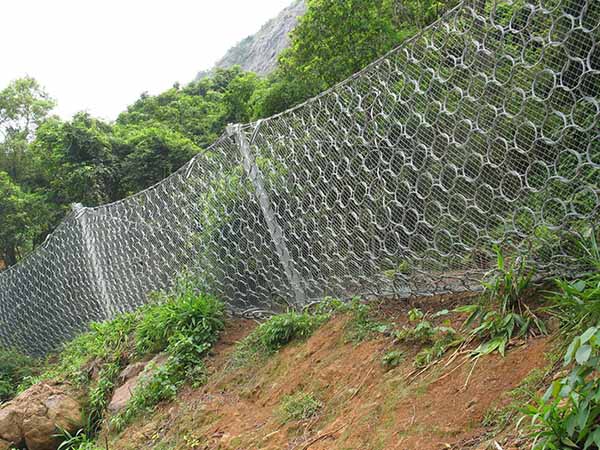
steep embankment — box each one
[103,295,554,450]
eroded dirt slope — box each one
[105,298,551,450]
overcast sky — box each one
[0,0,291,121]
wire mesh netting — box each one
[1,0,598,355]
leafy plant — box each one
[135,281,225,356]
[457,246,545,357]
[86,361,121,433]
[381,350,405,369]
[277,392,322,423]
[546,231,600,342]
[55,427,99,450]
[339,298,389,344]
[523,326,600,449]
[111,286,224,430]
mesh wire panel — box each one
[247,0,599,301]
[0,0,598,354]
[0,214,103,353]
[85,134,293,318]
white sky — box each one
[0,0,292,121]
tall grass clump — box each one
[456,245,546,357]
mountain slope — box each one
[195,0,306,79]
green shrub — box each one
[0,347,40,402]
[86,361,121,433]
[547,273,600,342]
[277,392,322,423]
[546,232,600,342]
[135,283,225,355]
[338,298,389,343]
[233,311,329,366]
[524,326,600,449]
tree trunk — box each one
[4,245,17,267]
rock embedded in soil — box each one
[108,353,168,414]
[0,381,83,450]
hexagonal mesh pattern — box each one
[1,0,598,354]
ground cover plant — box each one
[4,278,226,440]
[277,392,322,423]
[456,246,546,357]
[395,308,463,368]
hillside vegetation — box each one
[1,0,599,448]
[1,239,599,449]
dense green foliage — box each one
[12,280,224,437]
[456,247,546,357]
[111,287,224,429]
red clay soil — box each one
[105,297,552,450]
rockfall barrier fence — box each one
[1,0,598,354]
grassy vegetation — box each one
[0,347,41,403]
[110,286,224,430]
[0,278,225,443]
[232,311,329,367]
[395,308,462,368]
[381,350,405,369]
[277,392,322,423]
[331,298,390,344]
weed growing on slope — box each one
[232,311,329,366]
[395,308,462,368]
[381,350,405,369]
[86,361,121,433]
[55,427,100,450]
[111,287,224,430]
[546,231,600,342]
[335,298,389,343]
[456,246,545,357]
[277,392,322,423]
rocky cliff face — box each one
[196,0,306,79]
